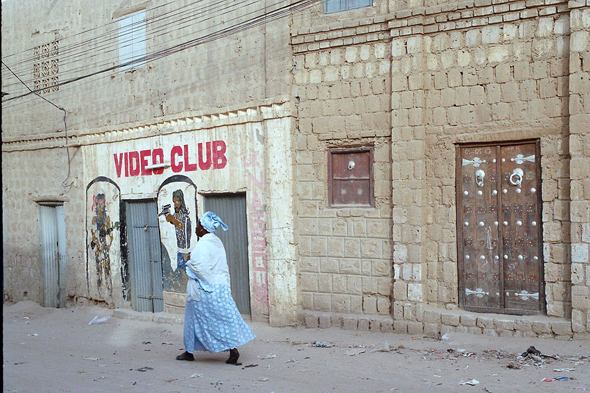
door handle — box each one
[475,170,485,187]
[509,168,523,187]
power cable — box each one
[2,61,73,191]
[2,0,321,103]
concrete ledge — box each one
[300,311,394,333]
[299,308,582,339]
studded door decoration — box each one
[457,142,543,314]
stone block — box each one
[358,318,370,331]
[460,315,477,327]
[394,320,408,333]
[477,317,495,329]
[468,327,483,335]
[305,314,319,328]
[408,322,424,335]
[532,321,552,334]
[552,321,573,336]
[343,317,358,330]
[319,315,331,328]
[495,319,515,331]
[424,323,441,336]
[369,319,381,332]
[381,319,394,333]
[483,328,499,337]
[424,310,441,324]
[441,313,460,326]
[331,314,344,328]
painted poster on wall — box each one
[86,177,123,305]
[157,175,197,293]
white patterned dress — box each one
[183,233,255,353]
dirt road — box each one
[3,301,589,392]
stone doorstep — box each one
[300,309,581,339]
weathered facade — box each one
[2,0,589,337]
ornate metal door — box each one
[457,141,543,314]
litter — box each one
[142,341,151,345]
[260,354,276,359]
[136,366,154,372]
[243,364,259,368]
[189,373,203,378]
[89,316,110,325]
[345,348,366,356]
[370,341,390,353]
[259,377,269,382]
[459,379,479,386]
[542,377,569,382]
[28,333,38,337]
[441,333,450,341]
[314,341,328,347]
[554,368,575,372]
[84,357,100,361]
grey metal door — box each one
[457,141,543,315]
[204,194,251,315]
[126,201,164,312]
[37,204,66,308]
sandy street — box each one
[3,301,589,393]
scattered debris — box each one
[345,348,366,356]
[259,377,269,382]
[260,354,276,359]
[459,379,479,386]
[28,334,38,337]
[507,362,521,369]
[370,341,390,353]
[84,357,100,361]
[542,377,569,382]
[554,368,575,372]
[142,341,151,345]
[189,373,203,378]
[313,341,329,347]
[136,366,154,372]
[243,364,258,369]
[89,316,110,325]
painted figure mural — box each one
[163,189,192,271]
[90,191,119,298]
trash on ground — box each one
[84,357,100,361]
[441,333,450,340]
[259,377,269,382]
[459,379,479,386]
[136,366,154,372]
[142,341,151,345]
[260,354,276,359]
[345,348,366,356]
[28,333,38,337]
[189,373,203,378]
[542,377,569,382]
[243,364,258,368]
[554,368,575,372]
[89,316,110,325]
[370,341,390,353]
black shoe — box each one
[226,348,239,364]
[176,351,194,361]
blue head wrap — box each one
[200,211,229,233]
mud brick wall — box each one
[292,21,394,317]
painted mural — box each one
[157,175,197,292]
[86,177,123,305]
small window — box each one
[119,11,146,70]
[324,0,372,13]
[329,148,373,207]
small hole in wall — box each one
[23,291,28,299]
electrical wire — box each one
[2,61,73,191]
[2,0,321,103]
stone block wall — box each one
[569,6,590,335]
[292,21,394,317]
